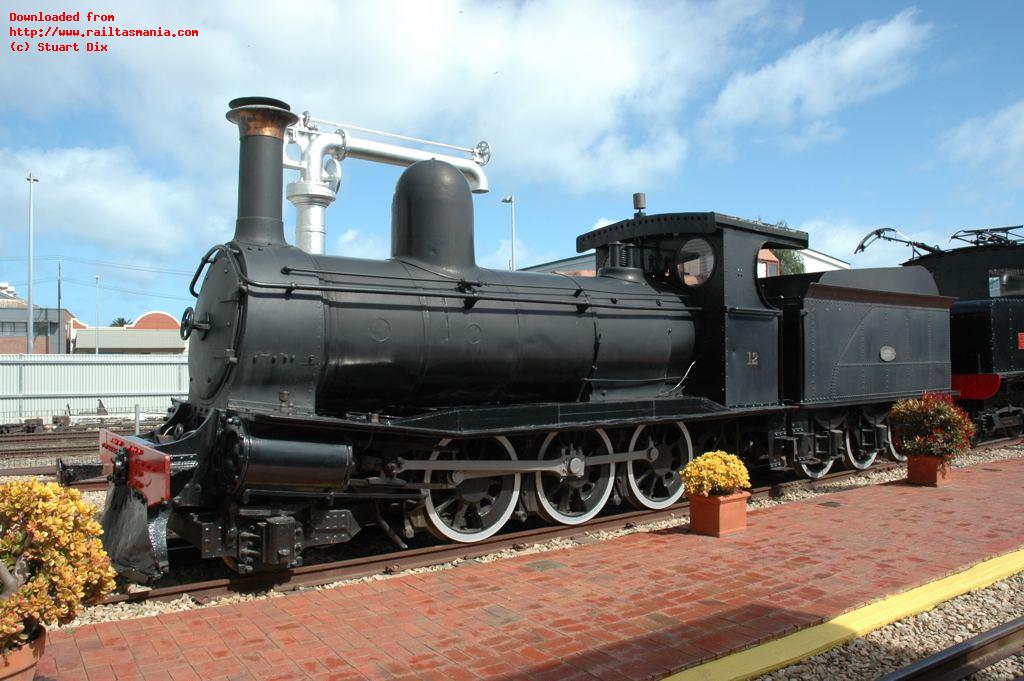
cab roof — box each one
[576,211,809,253]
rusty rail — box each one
[879,615,1024,680]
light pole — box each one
[501,195,516,270]
[94,275,100,355]
[26,173,38,354]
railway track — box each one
[879,615,1024,680]
[101,463,900,606]
[0,444,97,458]
[0,465,109,491]
[0,431,111,446]
[0,426,160,448]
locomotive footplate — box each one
[246,397,792,439]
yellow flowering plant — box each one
[681,450,752,497]
[0,480,116,652]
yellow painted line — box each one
[664,547,1024,681]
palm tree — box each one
[110,317,131,327]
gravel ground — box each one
[758,572,1024,681]
[21,444,1024,632]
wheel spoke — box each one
[423,436,521,542]
[534,429,615,525]
[434,496,456,514]
[452,501,468,529]
[626,423,691,510]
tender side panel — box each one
[800,284,952,404]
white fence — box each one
[0,354,188,423]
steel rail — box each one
[0,444,97,457]
[0,465,108,491]
[0,428,155,446]
[878,615,1024,681]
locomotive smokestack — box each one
[226,97,298,246]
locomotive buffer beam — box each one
[396,445,658,481]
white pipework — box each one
[285,113,491,255]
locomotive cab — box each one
[578,212,808,408]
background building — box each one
[69,310,187,354]
[0,282,73,354]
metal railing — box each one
[0,354,188,423]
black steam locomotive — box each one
[99,98,953,580]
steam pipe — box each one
[286,127,489,255]
[226,97,298,246]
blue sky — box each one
[1,0,1022,324]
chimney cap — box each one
[228,96,292,111]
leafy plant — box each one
[0,481,116,651]
[681,450,752,497]
[888,392,976,461]
[771,249,805,275]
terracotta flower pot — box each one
[688,491,750,537]
[1,627,46,681]
[906,455,952,487]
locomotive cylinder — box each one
[225,429,355,492]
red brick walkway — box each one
[38,458,1024,681]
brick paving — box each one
[37,458,1024,680]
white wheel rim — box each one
[626,422,691,510]
[534,429,615,525]
[843,429,877,470]
[423,436,521,542]
[883,421,906,461]
[796,457,833,479]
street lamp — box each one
[26,174,38,354]
[501,195,516,270]
[94,275,100,355]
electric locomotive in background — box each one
[95,97,953,581]
[858,226,1024,439]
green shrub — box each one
[888,392,975,461]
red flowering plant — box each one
[888,392,976,462]
[0,481,117,653]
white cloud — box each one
[941,99,1024,188]
[0,146,217,255]
[702,8,931,155]
[332,228,390,260]
[778,120,846,151]
[590,217,614,231]
[0,0,785,195]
